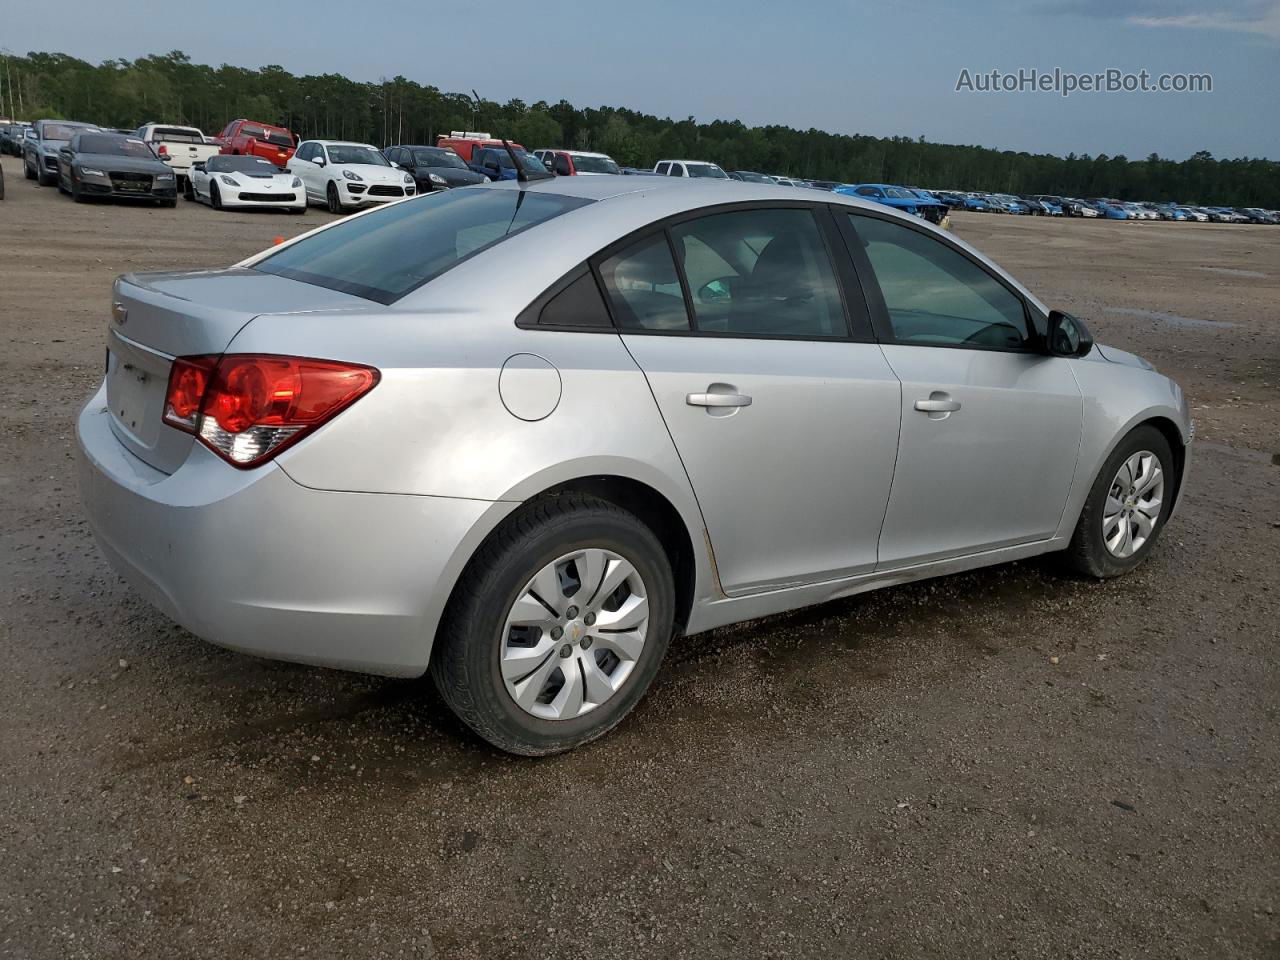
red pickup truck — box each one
[216,119,298,166]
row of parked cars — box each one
[5,119,1277,226]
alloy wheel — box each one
[1102,450,1164,558]
[500,548,650,721]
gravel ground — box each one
[1,155,1277,959]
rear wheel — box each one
[431,494,675,756]
[1064,425,1174,578]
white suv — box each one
[653,159,729,179]
[291,140,416,213]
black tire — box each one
[71,176,85,203]
[161,198,177,208]
[326,181,342,215]
[210,182,223,210]
[430,493,676,756]
[1063,424,1175,578]
[183,178,195,201]
[36,163,54,187]
[289,205,306,215]
[24,155,35,180]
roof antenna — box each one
[502,138,553,185]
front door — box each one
[597,206,903,595]
[840,211,1083,568]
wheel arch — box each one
[424,469,716,674]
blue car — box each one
[1085,199,1130,219]
[468,146,550,181]
[835,183,948,224]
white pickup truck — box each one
[133,124,221,185]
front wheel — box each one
[1064,425,1175,578]
[210,182,223,210]
[326,181,343,214]
[431,494,675,756]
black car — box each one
[56,132,178,206]
[729,170,775,184]
[384,145,486,191]
[24,119,100,186]
[1,123,31,156]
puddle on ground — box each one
[1105,306,1234,329]
[1196,266,1267,279]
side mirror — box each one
[314,157,326,167]
[192,162,206,172]
[1046,310,1093,358]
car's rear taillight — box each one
[163,354,379,468]
[157,144,169,156]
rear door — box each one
[598,204,902,595]
[837,209,1082,568]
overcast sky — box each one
[5,0,1277,160]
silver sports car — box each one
[77,176,1191,754]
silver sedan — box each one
[77,176,1192,754]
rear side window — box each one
[670,208,846,338]
[598,235,690,331]
[255,189,593,304]
[532,270,613,328]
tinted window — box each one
[538,270,613,328]
[209,155,279,174]
[671,208,845,338]
[256,189,593,304]
[149,127,204,143]
[598,234,689,331]
[415,149,467,169]
[685,163,728,179]
[571,155,620,175]
[241,124,266,139]
[849,214,1028,349]
[553,154,571,175]
[41,123,93,141]
[77,135,155,158]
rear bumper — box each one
[76,384,501,677]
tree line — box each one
[2,49,1277,206]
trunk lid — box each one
[105,268,372,474]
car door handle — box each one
[914,397,961,413]
[687,392,752,408]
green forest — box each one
[3,49,1277,206]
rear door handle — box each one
[687,392,752,408]
[914,398,961,413]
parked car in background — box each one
[655,159,730,179]
[0,160,5,200]
[2,123,32,155]
[291,140,415,213]
[25,119,100,186]
[187,154,305,213]
[55,131,177,206]
[534,149,622,176]
[1085,199,1130,219]
[806,180,841,191]
[436,132,520,165]
[216,119,297,166]
[1239,207,1279,224]
[1177,206,1208,221]
[76,176,1192,756]
[134,123,220,186]
[384,145,486,191]
[729,170,776,184]
[835,183,947,224]
[620,166,663,176]
[470,146,552,182]
[769,175,802,187]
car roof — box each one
[658,159,721,165]
[308,140,378,147]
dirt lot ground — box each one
[1,154,1277,960]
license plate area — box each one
[106,330,171,450]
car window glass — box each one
[256,189,593,304]
[539,270,613,328]
[554,154,571,175]
[242,124,265,139]
[598,234,690,332]
[671,208,845,338]
[849,214,1028,349]
[668,164,683,177]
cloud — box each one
[1047,0,1280,40]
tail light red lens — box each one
[163,354,379,468]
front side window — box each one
[848,214,1029,349]
[598,234,689,331]
[255,189,593,304]
[670,208,845,338]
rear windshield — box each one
[149,126,204,143]
[254,188,593,304]
[78,135,155,158]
